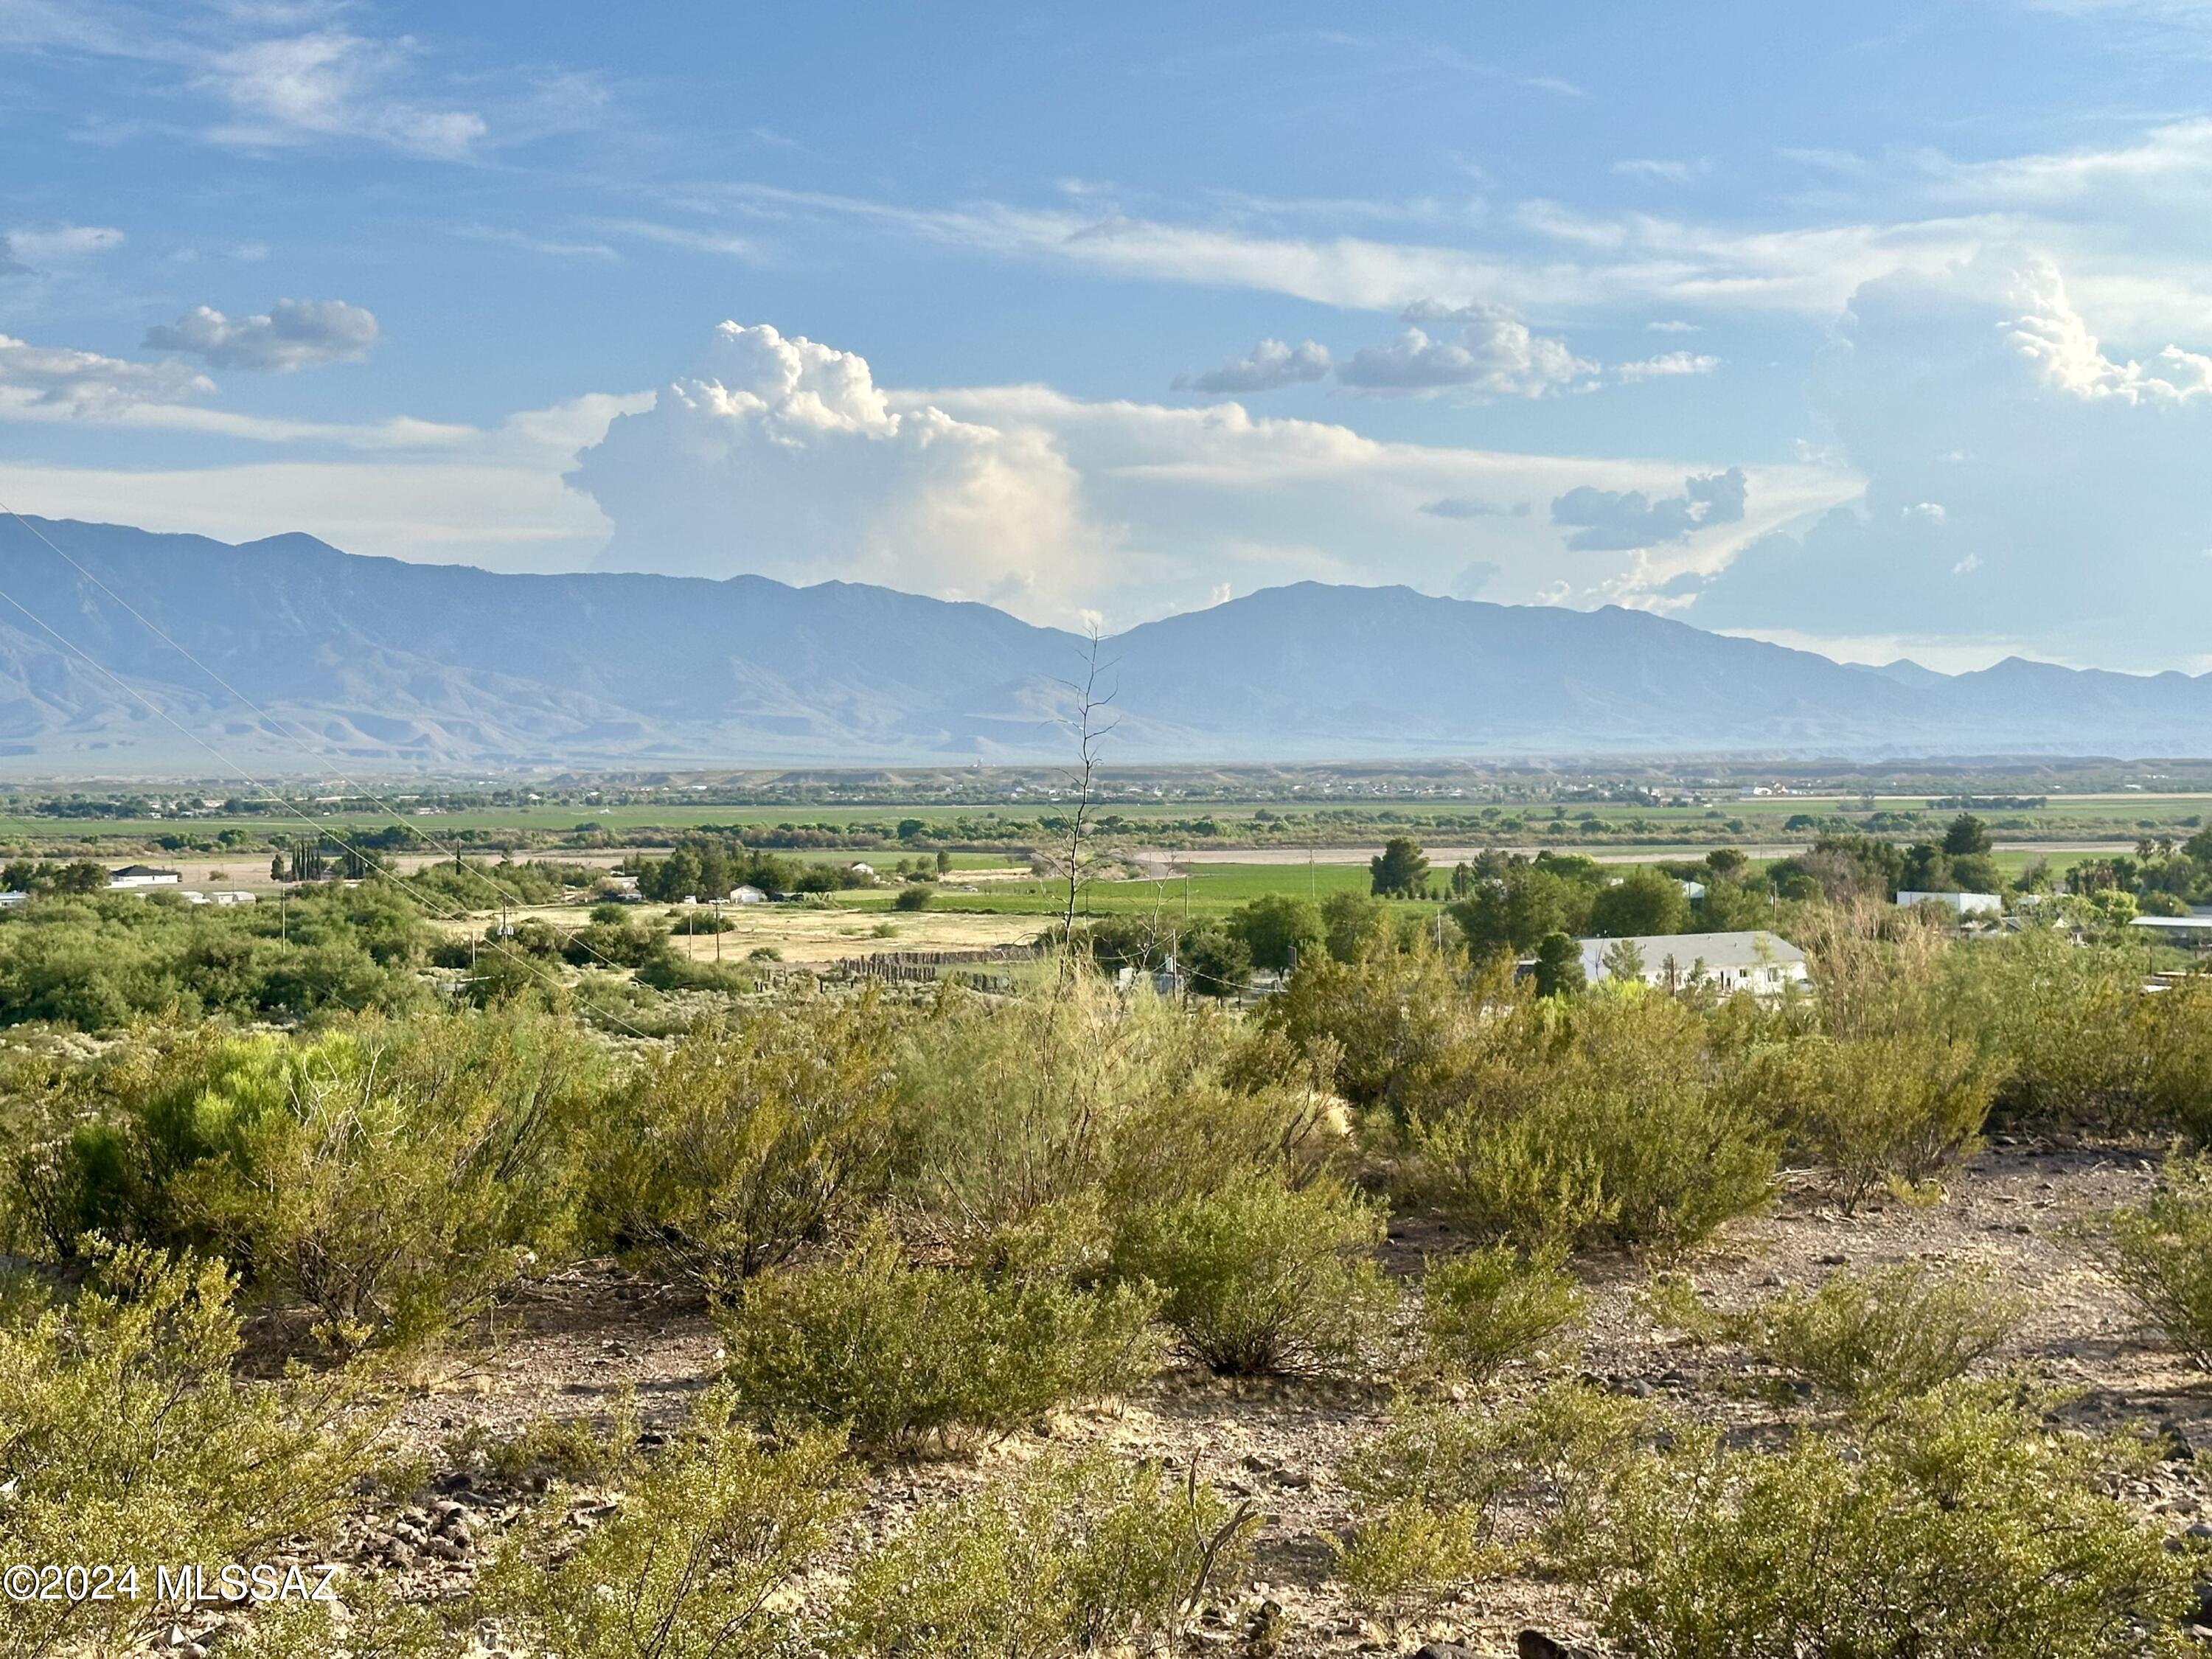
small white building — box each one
[0,891,25,909]
[2131,916,2212,948]
[729,884,768,905]
[207,891,258,906]
[1579,929,1809,998]
[848,862,876,877]
[1899,890,2003,917]
[107,865,182,889]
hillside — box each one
[2,515,2208,770]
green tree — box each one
[1587,870,1690,938]
[1944,811,1994,857]
[1532,931,1585,998]
[1599,936,1649,983]
[1321,891,1385,961]
[1178,924,1253,998]
[1451,864,1598,959]
[1370,836,1430,899]
[1226,894,1324,972]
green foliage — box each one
[489,1397,852,1659]
[1225,892,1324,971]
[892,883,934,911]
[1748,1261,2024,1405]
[1590,1382,2194,1659]
[1334,1384,1647,1622]
[1450,858,1601,959]
[16,1009,605,1349]
[1176,920,1253,998]
[2103,1152,2212,1369]
[1370,835,1430,898]
[1419,1243,1585,1382]
[717,1224,1160,1455]
[1588,869,1691,939]
[0,886,434,1030]
[838,1447,1256,1658]
[890,978,1231,1246]
[1320,889,1385,961]
[1747,1029,2006,1212]
[1531,929,1585,997]
[0,1245,388,1659]
[1107,1175,1390,1377]
[591,997,898,1288]
[1406,991,1778,1253]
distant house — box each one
[0,891,25,909]
[2131,915,2212,950]
[1899,890,2003,917]
[107,865,182,889]
[1678,879,1707,900]
[848,862,876,877]
[1579,929,1809,998]
[207,891,258,906]
[730,885,768,905]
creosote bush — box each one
[487,1394,852,1659]
[2103,1152,2212,1369]
[1107,1174,1391,1377]
[1403,989,1779,1254]
[717,1222,1160,1454]
[1589,1382,2196,1659]
[1652,1260,2024,1407]
[13,1009,605,1349]
[1334,1383,1648,1622]
[0,1245,389,1659]
[1419,1242,1585,1382]
[838,1447,1257,1658]
[589,994,900,1289]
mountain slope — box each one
[1,516,2207,769]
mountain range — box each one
[1,515,2207,772]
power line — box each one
[0,502,665,991]
[0,555,655,1038]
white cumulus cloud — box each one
[1338,302,1593,395]
[1694,250,2212,663]
[143,299,380,371]
[1172,338,1329,394]
[0,333,213,414]
[567,323,1104,616]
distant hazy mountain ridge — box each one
[1,517,2206,769]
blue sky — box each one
[7,1,2212,672]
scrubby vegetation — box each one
[2,860,2212,1655]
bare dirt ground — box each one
[236,1137,2211,1659]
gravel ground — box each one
[189,1137,2211,1659]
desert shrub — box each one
[1335,1384,1647,1622]
[1261,934,1511,1119]
[1407,991,1778,1254]
[893,883,934,911]
[717,1224,1159,1455]
[1752,1260,2023,1405]
[838,1447,1256,1657]
[219,1577,453,1659]
[19,1009,605,1349]
[1102,1032,1349,1213]
[2103,1152,2212,1368]
[889,977,1222,1245]
[0,1246,387,1659]
[590,996,899,1288]
[1419,1243,1585,1382]
[1933,927,2169,1132]
[1589,1381,2194,1659]
[1745,1030,2006,1212]
[1107,1175,1390,1377]
[489,1395,851,1659]
[445,1391,645,1490]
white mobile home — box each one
[1579,930,1808,998]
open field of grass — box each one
[4,789,2208,850]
